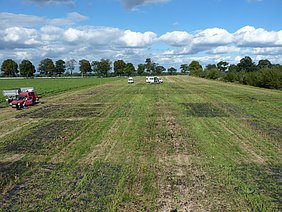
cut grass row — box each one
[0,76,281,211]
[0,77,119,105]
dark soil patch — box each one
[247,119,282,144]
[181,103,228,117]
[16,104,102,119]
[232,163,282,211]
[2,120,84,154]
[1,162,123,211]
[0,160,34,197]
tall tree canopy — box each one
[137,64,145,75]
[55,59,66,76]
[145,58,156,73]
[180,64,189,73]
[19,60,35,77]
[79,59,91,77]
[114,60,126,76]
[168,67,177,75]
[66,59,76,75]
[217,61,229,72]
[97,59,112,77]
[257,59,272,69]
[237,56,257,72]
[1,59,19,77]
[155,65,165,75]
[189,60,203,76]
[124,63,135,76]
[38,58,55,76]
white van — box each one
[147,76,160,84]
[128,77,134,84]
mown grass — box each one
[0,76,281,211]
[0,77,118,105]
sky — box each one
[0,0,281,70]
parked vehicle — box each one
[146,76,162,84]
[158,77,163,83]
[2,87,40,109]
[128,77,134,84]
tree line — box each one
[1,56,281,89]
[185,56,282,89]
[0,58,175,78]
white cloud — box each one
[119,30,157,47]
[193,28,233,46]
[234,26,280,47]
[210,46,240,54]
[120,0,170,9]
[1,18,282,69]
[3,27,40,46]
[159,31,192,47]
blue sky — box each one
[0,0,281,69]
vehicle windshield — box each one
[17,96,25,100]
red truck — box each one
[2,88,40,109]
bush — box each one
[204,68,222,80]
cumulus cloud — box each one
[234,26,280,47]
[159,31,192,47]
[119,30,157,47]
[193,28,233,46]
[1,18,282,69]
[120,0,170,9]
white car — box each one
[128,77,134,84]
[158,77,163,83]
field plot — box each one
[0,76,281,211]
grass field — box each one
[0,76,281,211]
[0,77,118,105]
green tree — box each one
[237,56,257,72]
[205,68,222,79]
[217,61,229,72]
[205,64,217,70]
[66,59,76,75]
[145,58,156,73]
[180,64,189,73]
[97,59,112,77]
[124,63,135,76]
[189,61,203,77]
[137,64,145,75]
[155,65,165,75]
[19,60,35,77]
[257,59,272,69]
[79,59,91,77]
[114,60,126,76]
[1,59,19,77]
[91,60,100,75]
[168,67,177,75]
[228,64,239,72]
[55,59,66,76]
[38,58,55,76]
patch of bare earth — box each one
[156,102,204,211]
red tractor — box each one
[2,88,40,109]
